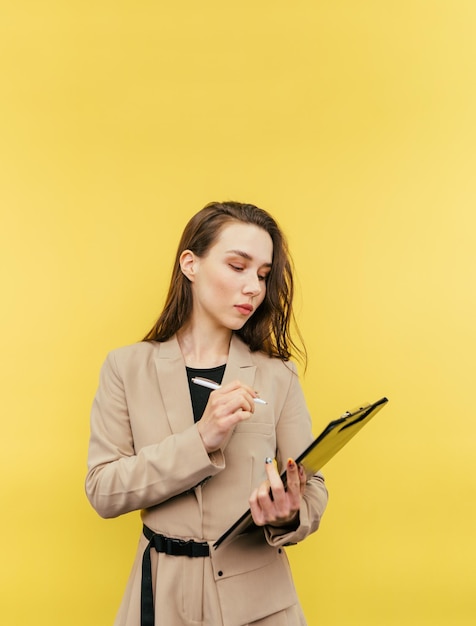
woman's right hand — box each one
[197,380,257,453]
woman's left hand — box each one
[249,458,307,528]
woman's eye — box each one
[258,274,267,282]
[229,264,244,272]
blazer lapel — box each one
[153,336,194,434]
[222,334,256,389]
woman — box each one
[86,201,328,626]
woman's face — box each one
[182,221,273,332]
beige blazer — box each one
[86,335,328,626]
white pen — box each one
[191,377,267,405]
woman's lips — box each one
[235,304,253,315]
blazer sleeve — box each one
[264,362,328,546]
[85,351,225,518]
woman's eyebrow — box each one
[226,249,272,267]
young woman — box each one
[86,201,328,626]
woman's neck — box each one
[176,325,232,368]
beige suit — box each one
[86,335,328,626]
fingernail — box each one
[287,458,295,469]
[265,457,273,464]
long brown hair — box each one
[143,201,305,362]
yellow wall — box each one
[1,2,475,624]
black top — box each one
[186,364,226,422]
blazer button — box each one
[218,570,223,577]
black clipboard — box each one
[214,396,389,548]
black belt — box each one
[141,524,210,626]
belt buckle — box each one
[167,537,184,556]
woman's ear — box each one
[179,250,197,282]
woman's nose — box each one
[243,275,262,296]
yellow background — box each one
[1,1,475,624]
